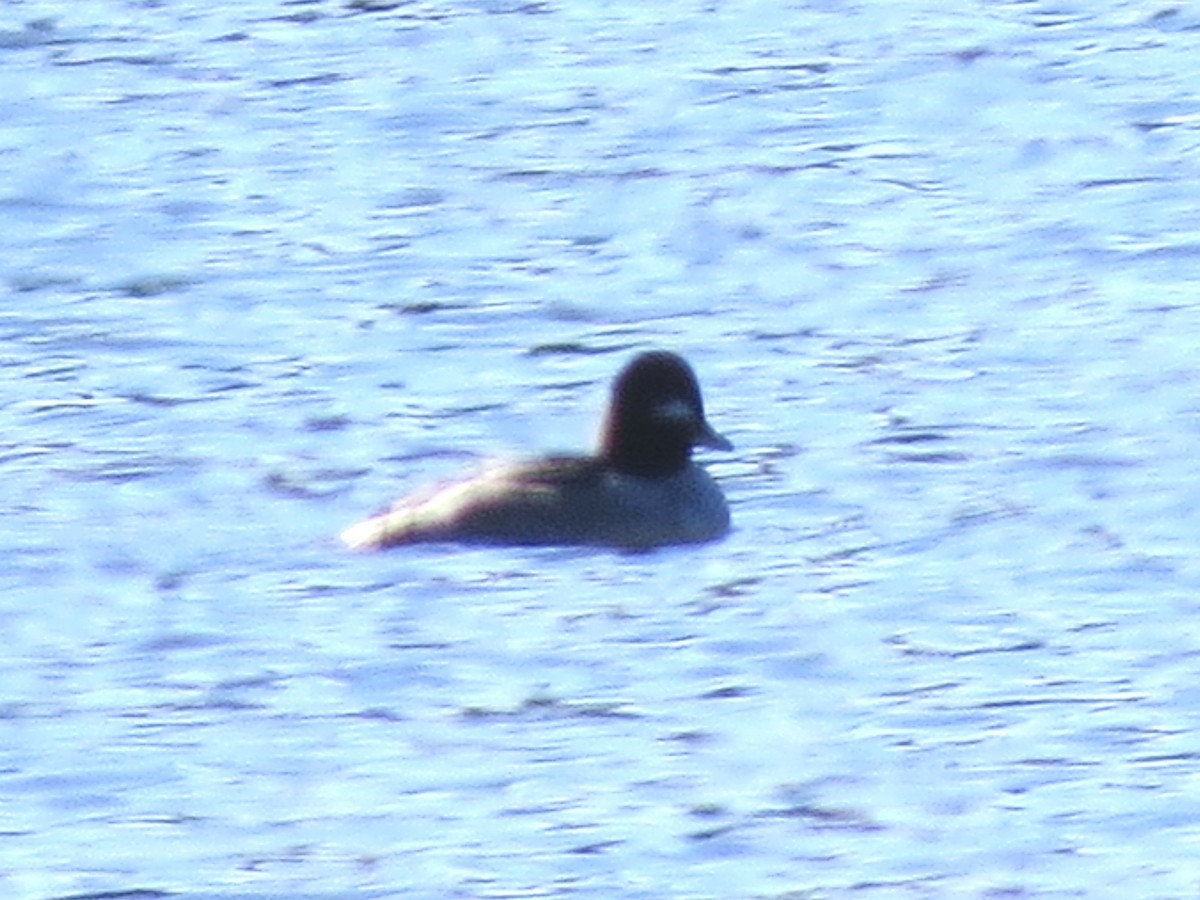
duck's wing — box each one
[340,456,607,549]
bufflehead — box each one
[341,350,732,550]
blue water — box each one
[4,1,1200,897]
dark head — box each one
[599,351,732,477]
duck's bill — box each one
[696,420,733,452]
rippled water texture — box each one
[3,1,1200,898]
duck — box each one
[340,350,732,550]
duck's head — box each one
[599,350,732,478]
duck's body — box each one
[341,351,732,550]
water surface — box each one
[3,1,1200,898]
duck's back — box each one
[341,455,728,550]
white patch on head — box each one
[652,397,697,425]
